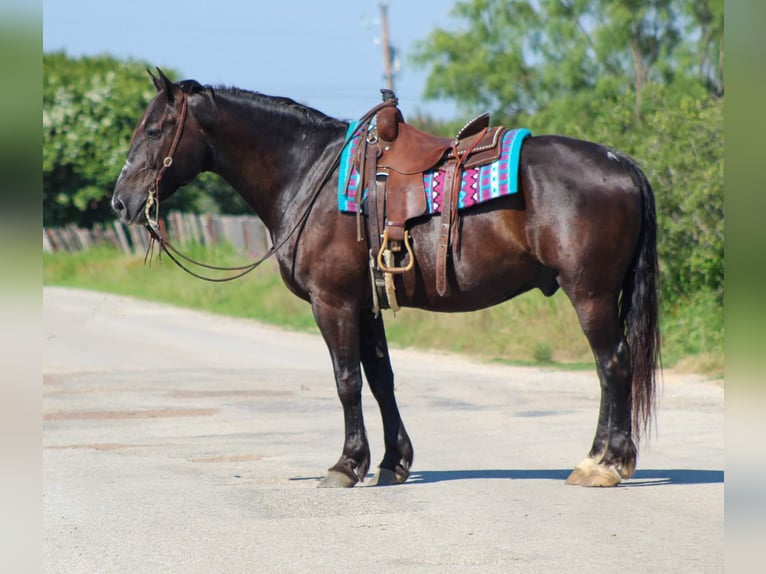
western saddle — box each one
[353,90,507,309]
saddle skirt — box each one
[338,123,531,215]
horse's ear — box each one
[155,67,176,103]
[147,68,162,92]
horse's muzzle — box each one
[111,190,149,225]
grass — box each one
[43,244,318,331]
[43,245,723,375]
[382,289,593,365]
[659,289,724,374]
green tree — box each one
[412,0,723,127]
[43,52,248,227]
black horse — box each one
[112,69,660,488]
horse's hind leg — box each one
[563,291,637,487]
[359,311,413,486]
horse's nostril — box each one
[113,198,126,213]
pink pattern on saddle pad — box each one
[338,127,531,215]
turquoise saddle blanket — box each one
[337,122,531,214]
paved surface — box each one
[43,287,724,573]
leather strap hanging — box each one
[434,127,487,296]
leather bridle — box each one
[142,94,398,282]
[144,91,189,230]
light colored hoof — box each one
[317,470,358,488]
[565,467,589,485]
[565,457,596,485]
[368,467,409,486]
[582,465,622,487]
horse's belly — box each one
[399,260,546,311]
[394,209,551,311]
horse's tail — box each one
[617,152,662,441]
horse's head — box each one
[112,68,210,225]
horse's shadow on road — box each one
[406,468,723,486]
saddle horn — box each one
[376,89,402,142]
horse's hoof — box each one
[368,466,409,486]
[317,470,358,488]
[565,457,596,485]
[564,467,589,485]
[582,465,622,487]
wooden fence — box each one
[43,212,271,257]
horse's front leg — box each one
[359,311,413,486]
[312,299,370,488]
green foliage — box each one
[43,52,159,226]
[413,0,723,123]
[532,341,554,364]
[43,52,250,227]
[660,287,723,367]
[633,90,723,304]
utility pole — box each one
[379,1,395,92]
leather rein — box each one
[143,93,397,282]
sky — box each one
[43,0,460,121]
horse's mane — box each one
[190,82,345,129]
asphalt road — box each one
[43,287,724,573]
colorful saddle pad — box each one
[337,123,531,214]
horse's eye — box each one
[147,127,161,140]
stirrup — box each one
[377,229,414,274]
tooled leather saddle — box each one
[353,90,508,302]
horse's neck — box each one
[206,95,345,235]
